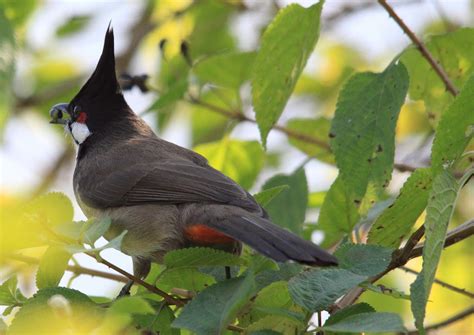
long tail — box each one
[206,213,338,266]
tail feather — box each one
[207,214,338,266]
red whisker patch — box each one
[77,112,87,123]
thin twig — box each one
[403,305,474,335]
[8,253,129,283]
[400,266,474,299]
[83,252,184,306]
[378,0,459,96]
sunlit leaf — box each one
[36,247,71,289]
[318,176,359,248]
[246,315,304,334]
[330,62,408,202]
[252,2,324,146]
[8,287,102,335]
[172,272,256,334]
[411,170,458,332]
[193,51,256,89]
[0,276,26,306]
[288,268,366,312]
[368,168,432,248]
[431,74,474,173]
[400,28,474,123]
[194,138,264,189]
[261,169,308,236]
[158,267,215,292]
[148,78,188,112]
[56,15,91,37]
[253,185,289,208]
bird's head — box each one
[49,25,130,145]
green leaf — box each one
[325,303,375,327]
[253,185,289,207]
[190,90,233,145]
[2,0,38,27]
[158,267,215,292]
[26,192,74,229]
[247,315,304,334]
[318,176,360,248]
[172,272,256,335]
[368,168,432,248]
[261,169,308,235]
[321,312,406,333]
[252,2,324,146]
[135,305,179,335]
[56,15,91,37]
[164,247,244,269]
[0,276,26,306]
[109,296,154,315]
[148,78,188,112]
[286,117,334,163]
[250,281,293,321]
[82,217,111,246]
[255,263,302,291]
[0,8,14,138]
[194,138,265,189]
[400,28,474,123]
[431,74,474,173]
[411,170,458,333]
[334,243,392,277]
[36,247,71,289]
[194,52,256,89]
[288,268,366,312]
[8,287,101,335]
[330,62,409,202]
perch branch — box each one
[404,305,474,334]
[400,266,474,298]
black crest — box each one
[70,25,130,130]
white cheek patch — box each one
[68,122,91,144]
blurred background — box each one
[1,0,473,333]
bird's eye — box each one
[56,110,63,119]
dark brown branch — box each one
[400,266,474,298]
[408,219,474,260]
[332,218,474,311]
[403,305,474,335]
[377,0,459,96]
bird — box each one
[49,26,337,292]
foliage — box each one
[1,0,473,334]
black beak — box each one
[49,103,70,125]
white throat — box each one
[67,122,91,145]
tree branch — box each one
[403,305,474,335]
[377,0,459,96]
[331,218,474,311]
[189,97,419,172]
[400,266,474,299]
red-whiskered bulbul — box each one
[49,27,337,287]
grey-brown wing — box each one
[78,159,260,212]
